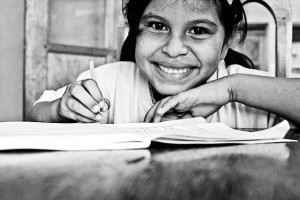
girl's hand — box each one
[144,96,193,122]
[56,79,110,122]
[145,77,233,123]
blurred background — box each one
[0,0,299,121]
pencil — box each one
[89,58,104,111]
[89,58,96,80]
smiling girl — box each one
[31,0,300,128]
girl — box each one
[31,0,300,128]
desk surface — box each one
[0,130,299,200]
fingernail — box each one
[157,108,163,115]
[154,117,161,123]
[95,114,102,121]
[93,104,100,113]
[99,101,105,108]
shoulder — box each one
[76,61,137,81]
[96,61,137,73]
[209,62,273,82]
[226,64,273,77]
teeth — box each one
[158,65,191,74]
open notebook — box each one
[0,118,296,150]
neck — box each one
[149,83,167,103]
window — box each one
[25,0,123,119]
[292,25,300,77]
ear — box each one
[220,43,231,60]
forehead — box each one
[145,0,216,15]
[143,0,220,22]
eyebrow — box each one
[141,12,218,28]
[140,13,164,22]
[187,19,218,28]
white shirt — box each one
[35,61,282,128]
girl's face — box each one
[135,0,229,95]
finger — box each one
[152,96,172,123]
[160,110,191,122]
[144,101,160,122]
[160,113,180,122]
[67,110,99,123]
[181,113,193,119]
[58,103,98,123]
[100,98,111,112]
[65,97,102,122]
[157,95,181,116]
[81,79,104,103]
[68,82,101,114]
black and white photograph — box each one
[0,0,300,199]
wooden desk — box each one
[0,130,299,200]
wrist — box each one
[226,74,239,102]
[50,99,69,122]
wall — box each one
[0,0,24,121]
[244,0,300,76]
[291,0,300,23]
[0,0,298,121]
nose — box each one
[162,35,189,58]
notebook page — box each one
[0,118,295,150]
[116,119,294,144]
[0,122,151,150]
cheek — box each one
[135,33,164,62]
[192,39,224,65]
[134,38,145,63]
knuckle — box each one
[72,113,87,122]
[66,99,77,110]
[59,104,69,114]
[59,98,70,112]
[57,107,67,118]
[68,83,81,94]
[72,114,81,122]
[57,105,73,122]
[81,79,97,88]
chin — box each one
[156,86,188,96]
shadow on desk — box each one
[0,130,299,200]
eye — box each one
[148,22,168,32]
[188,27,209,35]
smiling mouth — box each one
[157,64,192,74]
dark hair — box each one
[120,0,150,62]
[215,0,248,45]
[120,0,253,69]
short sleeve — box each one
[33,65,94,106]
[33,86,67,105]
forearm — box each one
[230,74,300,127]
[30,99,64,122]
